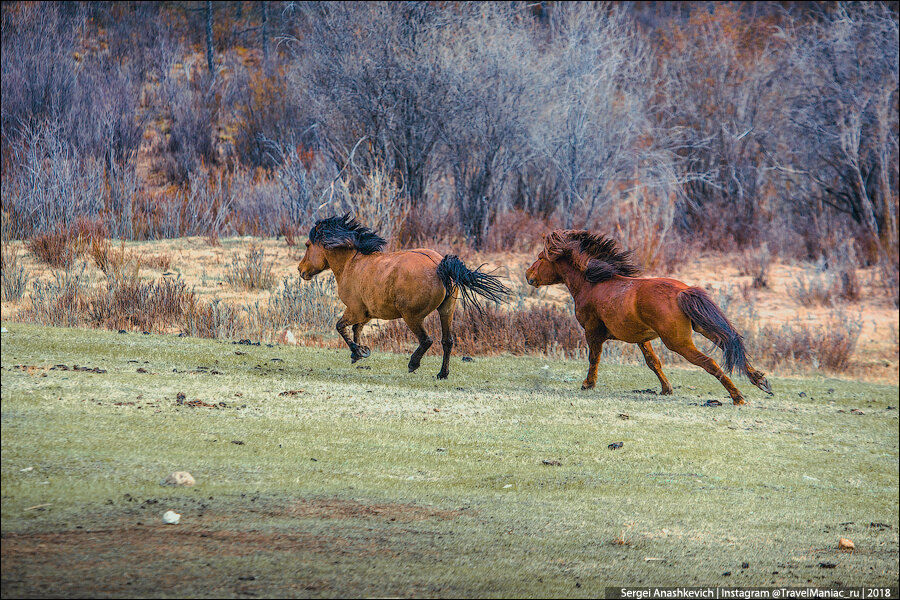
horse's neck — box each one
[558,260,592,300]
[325,248,359,283]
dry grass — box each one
[1,243,29,302]
[225,244,276,291]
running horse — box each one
[525,230,772,404]
[298,214,510,379]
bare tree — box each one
[788,2,899,256]
[289,1,453,212]
[535,2,661,227]
[437,4,543,246]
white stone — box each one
[161,471,195,487]
[162,510,181,524]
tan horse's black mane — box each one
[309,214,386,255]
[548,230,642,283]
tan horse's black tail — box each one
[676,287,749,376]
[437,255,510,314]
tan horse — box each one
[298,214,509,378]
[525,230,772,404]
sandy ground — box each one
[2,236,897,383]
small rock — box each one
[176,392,186,404]
[618,413,630,420]
[461,356,473,362]
[142,331,151,335]
[703,400,723,407]
[118,329,127,334]
[742,562,749,569]
[608,442,624,450]
[722,571,731,576]
[798,392,807,398]
[162,471,195,487]
[838,538,855,551]
[162,510,181,524]
[542,459,562,466]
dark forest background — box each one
[2,1,897,273]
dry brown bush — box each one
[89,277,193,333]
[25,230,79,268]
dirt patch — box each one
[1,499,463,598]
[286,498,462,523]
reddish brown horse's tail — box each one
[437,255,510,314]
[676,287,749,376]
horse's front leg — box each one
[581,328,608,390]
[336,310,370,363]
[352,323,371,359]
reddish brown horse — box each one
[525,230,772,404]
[298,214,509,378]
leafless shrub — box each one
[25,230,78,268]
[738,242,773,289]
[265,276,342,334]
[26,262,90,327]
[789,261,839,307]
[752,312,863,373]
[481,209,547,254]
[88,277,192,333]
[181,296,243,340]
[878,251,899,308]
[89,238,141,282]
[225,244,276,291]
[158,62,222,184]
[1,243,29,301]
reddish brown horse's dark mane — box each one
[309,214,386,255]
[545,230,641,283]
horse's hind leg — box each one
[403,315,433,373]
[638,341,673,395]
[436,294,457,380]
[694,326,772,395]
[661,335,745,405]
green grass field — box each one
[1,323,897,598]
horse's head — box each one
[298,239,329,280]
[525,248,563,287]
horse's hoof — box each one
[661,387,674,396]
[436,371,448,380]
[408,363,420,373]
[732,398,746,406]
[357,345,371,358]
[581,381,595,390]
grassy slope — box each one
[1,323,898,597]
